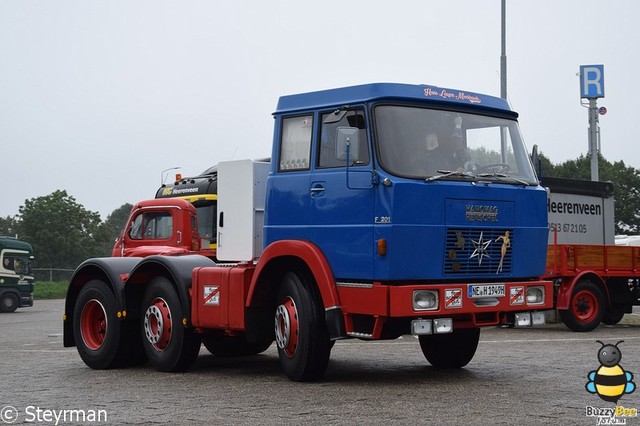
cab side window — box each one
[2,256,14,271]
[279,115,312,171]
[319,110,369,168]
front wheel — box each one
[274,271,331,382]
[0,292,19,313]
[419,328,480,368]
[141,277,200,372]
[559,279,605,332]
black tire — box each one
[202,335,273,357]
[73,280,125,369]
[274,271,331,382]
[0,292,19,313]
[141,277,200,372]
[419,327,480,368]
[559,279,605,332]
[602,305,627,325]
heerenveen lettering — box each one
[171,188,199,195]
[547,199,601,216]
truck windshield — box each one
[374,105,538,184]
[2,255,30,275]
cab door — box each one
[308,109,375,280]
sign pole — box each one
[500,0,508,162]
[588,98,599,181]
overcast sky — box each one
[1,0,638,219]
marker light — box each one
[515,313,532,327]
[433,318,453,334]
[531,312,546,325]
[411,319,433,335]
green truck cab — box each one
[0,236,35,312]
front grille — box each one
[444,228,513,275]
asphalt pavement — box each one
[1,300,639,425]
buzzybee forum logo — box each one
[586,341,636,403]
[584,340,637,424]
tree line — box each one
[0,190,132,270]
[0,154,639,272]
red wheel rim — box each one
[572,289,599,323]
[80,299,107,350]
[144,297,172,351]
[274,296,299,358]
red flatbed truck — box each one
[541,177,640,331]
[64,83,554,381]
[546,242,640,331]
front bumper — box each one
[335,280,553,338]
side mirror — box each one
[531,144,541,178]
[336,127,360,163]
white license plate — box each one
[468,284,505,298]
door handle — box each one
[310,186,326,195]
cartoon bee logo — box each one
[586,340,636,403]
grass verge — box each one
[34,281,69,299]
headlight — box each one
[413,290,438,311]
[526,286,545,304]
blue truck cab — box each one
[266,83,548,284]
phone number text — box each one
[549,223,588,234]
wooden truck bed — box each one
[545,244,640,278]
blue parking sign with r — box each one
[580,65,605,98]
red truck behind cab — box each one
[112,198,207,258]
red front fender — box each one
[247,240,340,309]
[554,271,608,310]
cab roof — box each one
[0,236,33,252]
[274,83,516,117]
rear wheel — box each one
[419,327,480,368]
[602,305,627,325]
[559,280,605,332]
[73,280,124,369]
[202,335,272,357]
[274,271,331,382]
[141,277,200,372]
[0,292,19,313]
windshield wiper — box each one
[477,172,530,186]
[426,170,474,182]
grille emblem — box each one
[470,231,491,266]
